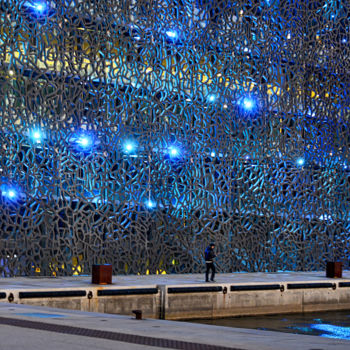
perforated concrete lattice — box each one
[0,1,350,276]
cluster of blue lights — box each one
[25,127,186,160]
[207,94,258,113]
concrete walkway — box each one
[1,270,350,289]
[0,302,349,350]
[1,272,350,349]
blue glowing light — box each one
[296,158,305,166]
[36,4,44,11]
[78,136,91,147]
[210,152,216,157]
[1,185,19,201]
[166,30,177,39]
[242,97,255,111]
[29,2,46,12]
[30,129,43,143]
[8,190,16,198]
[124,141,136,153]
[208,94,216,102]
[169,146,180,157]
[146,199,155,208]
[73,133,95,151]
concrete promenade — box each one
[1,270,349,289]
[1,301,350,350]
[1,271,350,320]
[1,272,350,349]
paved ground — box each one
[1,271,350,349]
[0,302,350,350]
[1,270,349,290]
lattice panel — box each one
[0,0,350,276]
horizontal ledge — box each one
[231,284,281,292]
[0,292,6,299]
[339,282,350,288]
[19,290,87,299]
[287,283,334,290]
[168,286,223,294]
[97,288,158,296]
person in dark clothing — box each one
[204,243,216,282]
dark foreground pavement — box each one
[0,302,349,350]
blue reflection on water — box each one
[191,310,350,341]
[311,324,350,340]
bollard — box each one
[91,264,112,284]
[132,309,142,320]
[326,261,342,278]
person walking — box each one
[204,243,216,282]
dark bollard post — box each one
[326,261,342,278]
[91,264,112,284]
[132,309,142,320]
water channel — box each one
[191,310,350,340]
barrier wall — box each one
[2,281,350,320]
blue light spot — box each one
[32,2,46,12]
[169,146,179,157]
[208,94,216,102]
[30,129,43,143]
[242,97,255,111]
[73,133,95,151]
[8,190,16,198]
[146,199,155,208]
[296,158,305,166]
[124,141,136,153]
[1,185,19,201]
[166,30,177,39]
[210,152,216,157]
[78,136,91,147]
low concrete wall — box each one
[164,283,350,320]
[1,287,161,319]
[1,281,350,320]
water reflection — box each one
[310,324,350,340]
[191,311,350,340]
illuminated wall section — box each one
[0,1,349,276]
